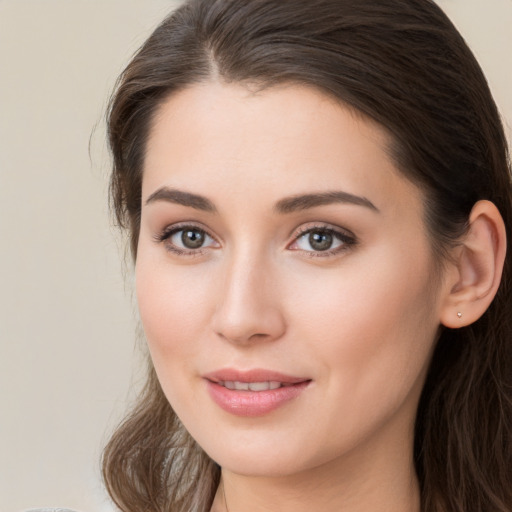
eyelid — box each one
[153,221,220,256]
[153,221,357,257]
[287,223,357,256]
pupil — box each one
[182,229,205,249]
[309,231,333,251]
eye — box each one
[289,226,356,256]
[155,224,219,255]
[172,228,209,249]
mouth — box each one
[216,380,294,391]
[203,368,309,385]
[203,369,311,417]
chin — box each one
[193,429,337,478]
[212,451,308,478]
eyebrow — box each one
[144,187,378,214]
[274,191,379,214]
[145,187,217,212]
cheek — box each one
[135,257,218,422]
[287,249,438,409]
[135,256,213,365]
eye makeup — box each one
[288,223,358,258]
[153,222,220,257]
[153,220,358,259]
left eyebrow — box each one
[274,191,379,214]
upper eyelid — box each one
[157,221,218,240]
[287,226,358,261]
[154,221,356,248]
[156,223,219,256]
[291,222,356,240]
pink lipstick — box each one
[203,369,311,417]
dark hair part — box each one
[103,1,512,511]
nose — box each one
[211,252,287,345]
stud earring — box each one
[457,312,462,318]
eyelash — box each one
[153,223,357,258]
[153,223,218,257]
[290,224,357,258]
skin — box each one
[136,82,464,512]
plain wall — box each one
[0,1,510,511]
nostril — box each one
[214,328,278,345]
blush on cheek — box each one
[136,264,211,363]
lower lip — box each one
[206,380,310,417]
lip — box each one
[203,368,311,417]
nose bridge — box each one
[212,244,285,344]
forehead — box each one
[143,81,421,215]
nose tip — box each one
[213,298,287,345]
[211,260,286,346]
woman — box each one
[102,0,512,511]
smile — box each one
[203,369,311,417]
[219,381,291,391]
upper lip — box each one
[203,368,310,384]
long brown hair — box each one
[102,1,512,510]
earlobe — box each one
[440,200,507,329]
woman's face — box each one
[137,83,446,477]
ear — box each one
[440,200,507,328]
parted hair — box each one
[102,1,512,511]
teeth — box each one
[221,381,283,391]
[248,382,269,391]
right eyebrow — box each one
[144,187,217,213]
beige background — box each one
[0,1,510,511]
